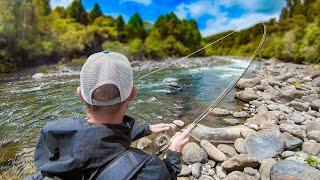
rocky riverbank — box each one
[1,59,320,179]
[163,59,320,180]
[26,56,231,81]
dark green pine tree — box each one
[115,15,125,31]
[67,0,88,25]
[126,13,146,39]
[88,3,103,24]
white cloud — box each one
[120,0,152,6]
[202,12,278,37]
[174,1,219,19]
[175,3,188,19]
[50,0,73,8]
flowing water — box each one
[0,58,256,166]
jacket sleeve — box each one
[131,124,151,141]
[163,150,182,178]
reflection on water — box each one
[0,59,256,155]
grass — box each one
[0,142,21,167]
[305,155,320,168]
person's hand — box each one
[168,124,195,153]
[149,123,176,133]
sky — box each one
[50,0,286,37]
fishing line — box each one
[141,22,267,153]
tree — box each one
[115,15,126,42]
[88,3,103,24]
[115,15,125,31]
[66,0,88,25]
[32,0,50,16]
[126,13,146,39]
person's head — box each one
[76,51,137,124]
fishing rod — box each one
[139,22,267,155]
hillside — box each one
[204,0,320,64]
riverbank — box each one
[172,59,320,179]
[1,58,320,179]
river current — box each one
[0,58,256,165]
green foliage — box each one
[305,156,320,168]
[88,3,103,24]
[102,41,130,57]
[126,13,146,39]
[66,0,88,25]
[204,0,320,64]
[1,0,320,75]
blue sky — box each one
[50,0,286,37]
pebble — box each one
[179,165,191,176]
[243,167,258,176]
[182,142,208,164]
[234,138,247,154]
[233,111,250,118]
[302,141,320,155]
[307,130,320,142]
[221,154,261,172]
[215,166,227,178]
[281,151,295,158]
[259,158,276,180]
[173,120,185,127]
[200,140,227,162]
[191,163,202,178]
[281,132,303,150]
[223,118,240,125]
[217,144,238,158]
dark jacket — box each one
[31,116,181,180]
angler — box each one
[29,51,192,180]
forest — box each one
[0,0,319,74]
[205,0,320,64]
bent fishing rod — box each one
[138,22,267,154]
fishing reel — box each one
[154,133,171,156]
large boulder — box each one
[225,171,255,180]
[259,158,277,180]
[280,123,306,139]
[182,142,208,164]
[236,89,259,102]
[245,130,285,159]
[281,132,303,150]
[236,78,261,89]
[271,160,320,180]
[221,154,261,172]
[200,140,227,162]
[191,124,249,143]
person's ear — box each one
[128,85,138,101]
[76,86,85,102]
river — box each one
[0,57,257,168]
